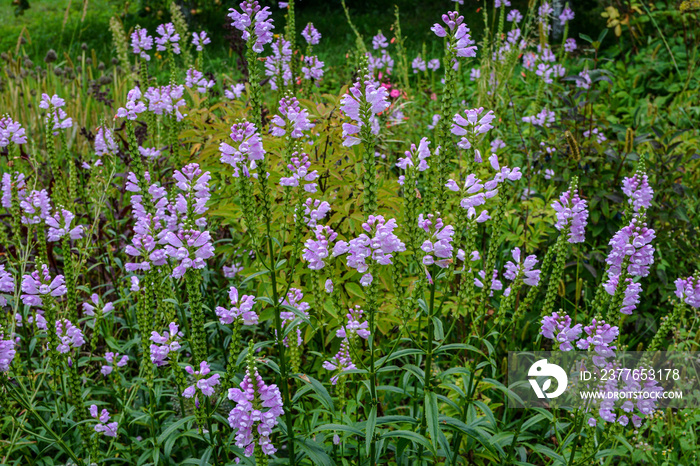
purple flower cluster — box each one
[40,94,73,133]
[606,215,655,279]
[220,121,266,178]
[192,31,211,51]
[674,276,700,308]
[540,312,582,351]
[431,11,477,58]
[83,293,114,317]
[551,188,589,243]
[301,56,324,81]
[0,116,27,148]
[55,319,85,353]
[225,83,246,100]
[593,368,662,427]
[446,173,496,216]
[270,97,315,139]
[116,87,147,121]
[522,108,555,127]
[412,55,426,73]
[90,405,118,437]
[150,322,183,366]
[301,198,331,228]
[301,23,321,45]
[336,305,370,339]
[621,172,653,212]
[20,265,66,307]
[228,0,275,53]
[303,225,338,270]
[173,163,212,223]
[504,247,541,286]
[0,334,16,372]
[224,262,244,279]
[565,38,577,53]
[264,38,293,90]
[396,138,431,185]
[451,107,495,150]
[322,338,356,385]
[155,23,180,54]
[185,68,214,94]
[131,28,154,61]
[559,6,575,25]
[183,361,221,400]
[332,215,406,286]
[95,126,117,156]
[418,213,455,268]
[161,229,215,279]
[46,208,84,242]
[216,286,257,325]
[0,264,13,307]
[101,352,128,376]
[340,75,389,147]
[507,9,523,22]
[145,85,187,121]
[577,318,620,366]
[228,367,284,456]
[280,153,319,192]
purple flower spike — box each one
[183,361,221,400]
[46,208,85,242]
[300,198,331,228]
[674,276,700,309]
[301,55,324,81]
[219,121,266,178]
[0,333,16,372]
[185,68,214,94]
[192,31,211,51]
[228,0,275,53]
[215,286,258,325]
[451,107,495,150]
[418,213,455,268]
[396,138,431,182]
[301,23,321,45]
[264,38,293,90]
[280,153,319,193]
[339,74,389,147]
[228,367,284,457]
[432,11,477,58]
[89,405,119,437]
[336,305,370,339]
[504,247,541,286]
[0,264,14,307]
[551,188,589,244]
[303,225,338,270]
[322,338,357,385]
[606,215,655,278]
[131,28,154,61]
[116,87,147,121]
[20,265,66,307]
[144,84,187,121]
[622,172,653,212]
[155,23,181,54]
[55,319,85,353]
[94,126,117,156]
[540,312,582,351]
[279,289,310,347]
[0,116,27,147]
[2,172,26,209]
[270,96,315,139]
[150,322,183,366]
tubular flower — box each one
[160,229,215,279]
[674,276,700,309]
[0,115,27,147]
[300,198,331,228]
[173,163,212,224]
[279,289,310,346]
[46,208,85,242]
[116,87,147,120]
[418,213,455,268]
[131,28,153,60]
[192,31,211,51]
[322,338,357,385]
[20,265,66,307]
[445,173,496,221]
[94,126,118,156]
[270,96,315,138]
[219,121,266,178]
[551,188,589,243]
[522,108,555,127]
[155,23,181,54]
[504,247,541,286]
[0,264,14,307]
[83,293,115,317]
[228,367,284,456]
[185,68,215,94]
[144,84,187,121]
[412,55,426,73]
[301,23,321,45]
[183,361,221,400]
[302,225,337,270]
[40,94,73,133]
[150,322,183,366]
[339,74,389,147]
[264,37,293,90]
[621,172,653,212]
[332,215,406,286]
[606,215,655,278]
[90,405,119,437]
[577,318,620,366]
[280,153,319,192]
[431,11,477,58]
[301,55,324,81]
[101,352,128,376]
[474,269,503,295]
[228,0,275,53]
[216,286,257,325]
[540,312,582,351]
[336,305,370,339]
[451,107,495,150]
[225,83,246,100]
[0,334,16,372]
[55,319,85,353]
[396,137,431,185]
[2,172,26,209]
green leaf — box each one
[380,430,435,455]
[313,423,364,436]
[365,405,377,456]
[425,392,439,450]
[157,416,195,445]
[294,374,334,411]
[296,437,335,466]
